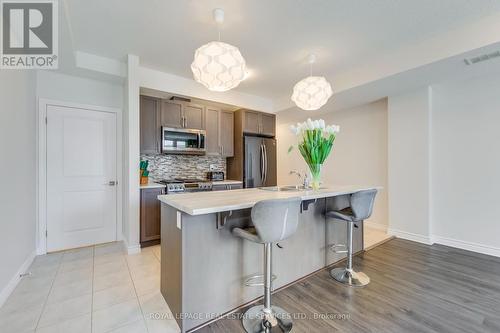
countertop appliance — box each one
[161,127,206,155]
[207,171,224,181]
[243,135,277,188]
[159,178,212,194]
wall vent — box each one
[464,51,500,65]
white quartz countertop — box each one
[140,181,166,190]
[211,180,243,185]
[158,185,381,215]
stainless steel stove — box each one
[159,178,212,194]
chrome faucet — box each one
[289,170,309,189]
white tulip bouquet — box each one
[289,118,340,190]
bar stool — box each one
[326,189,377,287]
[232,197,301,333]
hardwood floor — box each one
[197,239,500,333]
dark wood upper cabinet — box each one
[205,108,234,157]
[205,107,220,155]
[243,110,261,134]
[241,109,276,137]
[260,113,276,137]
[227,109,276,182]
[220,111,234,157]
[160,100,183,128]
[183,103,204,130]
[140,95,235,156]
[140,187,163,247]
[140,96,160,154]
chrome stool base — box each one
[242,305,293,333]
[330,267,370,287]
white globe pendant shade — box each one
[191,41,247,92]
[291,76,333,111]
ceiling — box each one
[61,0,500,110]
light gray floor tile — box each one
[92,298,143,333]
[93,269,133,292]
[0,303,44,333]
[144,317,180,333]
[93,280,137,311]
[61,247,93,262]
[132,272,160,296]
[47,278,92,304]
[1,287,48,314]
[35,313,91,333]
[94,252,124,266]
[94,258,128,277]
[138,290,170,316]
[107,319,148,333]
[94,242,124,257]
[58,257,93,273]
[38,294,92,328]
[53,266,93,287]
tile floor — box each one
[364,225,393,249]
[0,243,180,333]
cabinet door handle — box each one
[221,146,224,156]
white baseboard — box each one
[122,237,141,255]
[0,250,36,308]
[433,236,500,258]
[388,228,434,245]
[364,221,388,231]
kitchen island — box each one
[158,185,379,332]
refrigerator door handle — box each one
[260,144,264,185]
[263,144,268,184]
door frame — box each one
[37,99,122,255]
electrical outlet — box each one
[209,164,217,171]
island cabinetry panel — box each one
[140,96,160,154]
[160,196,364,332]
[212,183,243,191]
[140,187,163,247]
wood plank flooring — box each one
[196,239,500,333]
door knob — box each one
[107,181,117,186]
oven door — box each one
[162,127,206,155]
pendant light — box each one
[191,8,247,92]
[291,54,333,111]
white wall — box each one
[36,71,123,108]
[277,99,388,228]
[0,70,37,305]
[431,74,500,255]
[122,55,141,254]
[387,87,432,243]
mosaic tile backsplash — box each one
[140,154,226,181]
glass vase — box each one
[308,164,322,190]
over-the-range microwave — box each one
[161,127,206,155]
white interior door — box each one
[46,105,117,252]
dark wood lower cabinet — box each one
[140,187,164,247]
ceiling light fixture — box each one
[291,54,333,111]
[191,8,247,92]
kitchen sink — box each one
[259,185,309,192]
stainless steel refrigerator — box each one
[244,135,277,188]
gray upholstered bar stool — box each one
[232,197,301,333]
[326,189,377,287]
